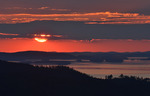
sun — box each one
[34,37,47,43]
[34,34,51,42]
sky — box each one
[1,39,150,52]
[0,0,150,52]
[0,0,150,14]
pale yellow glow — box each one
[46,35,51,37]
[34,34,51,37]
[34,38,47,42]
[41,34,46,37]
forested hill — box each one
[0,60,150,96]
[0,51,76,61]
[1,51,150,62]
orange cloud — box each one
[50,8,70,11]
[38,7,49,10]
[0,33,19,36]
[0,12,150,24]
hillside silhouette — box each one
[0,60,150,96]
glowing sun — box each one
[34,38,47,43]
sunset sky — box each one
[0,0,150,52]
[0,0,150,14]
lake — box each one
[33,60,150,78]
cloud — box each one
[37,7,70,11]
[88,39,150,43]
[0,33,19,36]
[50,9,70,11]
[1,0,150,15]
[0,12,150,24]
[4,6,71,13]
[0,33,20,39]
[38,7,49,10]
[0,32,66,40]
[5,7,33,10]
[0,20,150,40]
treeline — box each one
[0,60,150,96]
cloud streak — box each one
[0,12,150,24]
[0,33,19,36]
[5,6,70,11]
[0,32,66,40]
[1,0,150,14]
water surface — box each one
[33,60,150,78]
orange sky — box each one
[0,1,150,53]
[1,38,150,52]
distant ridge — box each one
[0,51,150,62]
[0,51,76,61]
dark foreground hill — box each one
[0,60,150,96]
